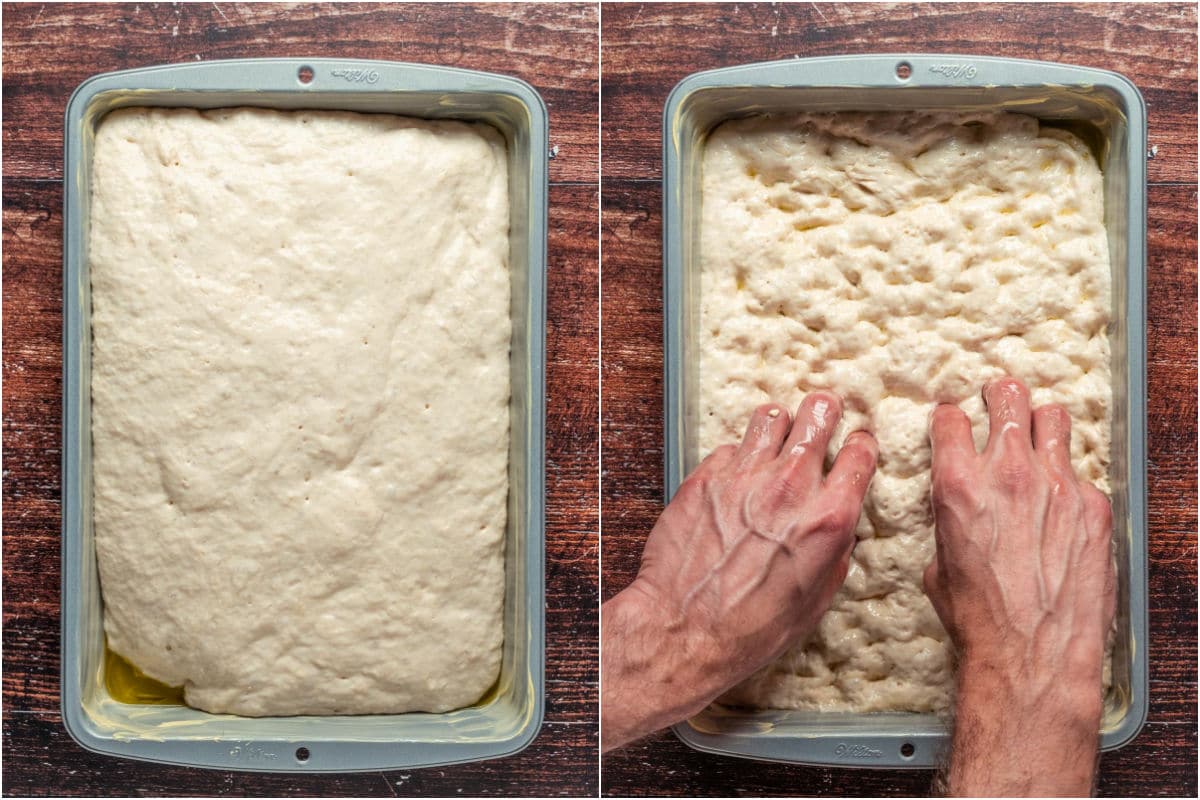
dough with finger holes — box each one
[90,107,510,716]
[699,111,1112,712]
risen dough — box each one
[90,107,510,716]
[699,112,1111,712]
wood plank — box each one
[601,2,1197,184]
[599,180,662,603]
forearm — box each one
[942,659,1103,797]
[600,582,724,752]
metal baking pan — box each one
[663,54,1147,769]
[62,58,547,772]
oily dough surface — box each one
[700,112,1112,713]
[90,107,510,716]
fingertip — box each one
[827,430,879,500]
[809,389,844,410]
[930,403,968,432]
[1042,402,1071,426]
[1032,403,1073,464]
[757,402,789,424]
[736,403,792,467]
[797,390,844,431]
[930,403,975,461]
[983,376,1033,452]
[1032,402,1071,430]
[984,375,1031,406]
[783,391,846,463]
[845,429,880,463]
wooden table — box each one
[600,3,1197,796]
[2,3,598,795]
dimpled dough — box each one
[700,112,1112,712]
[90,107,510,716]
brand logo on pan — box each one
[834,743,883,759]
[228,743,278,761]
[330,68,381,84]
[929,63,978,79]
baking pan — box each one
[62,58,547,772]
[663,54,1147,769]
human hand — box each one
[602,392,877,750]
[927,376,1115,796]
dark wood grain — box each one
[600,3,1196,796]
[2,3,597,796]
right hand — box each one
[924,376,1115,709]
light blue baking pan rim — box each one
[61,58,547,773]
[663,54,1147,769]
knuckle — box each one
[997,419,1029,444]
[992,455,1033,491]
[1080,484,1113,524]
[932,463,975,502]
[763,472,801,510]
[813,502,858,537]
[1087,485,1112,514]
[1047,475,1072,497]
[1092,502,1114,536]
[1047,472,1084,509]
[764,471,808,509]
[674,472,708,504]
[706,444,737,467]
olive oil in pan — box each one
[104,644,184,705]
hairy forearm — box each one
[941,659,1103,797]
[600,583,724,752]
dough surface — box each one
[90,107,510,716]
[699,112,1112,712]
